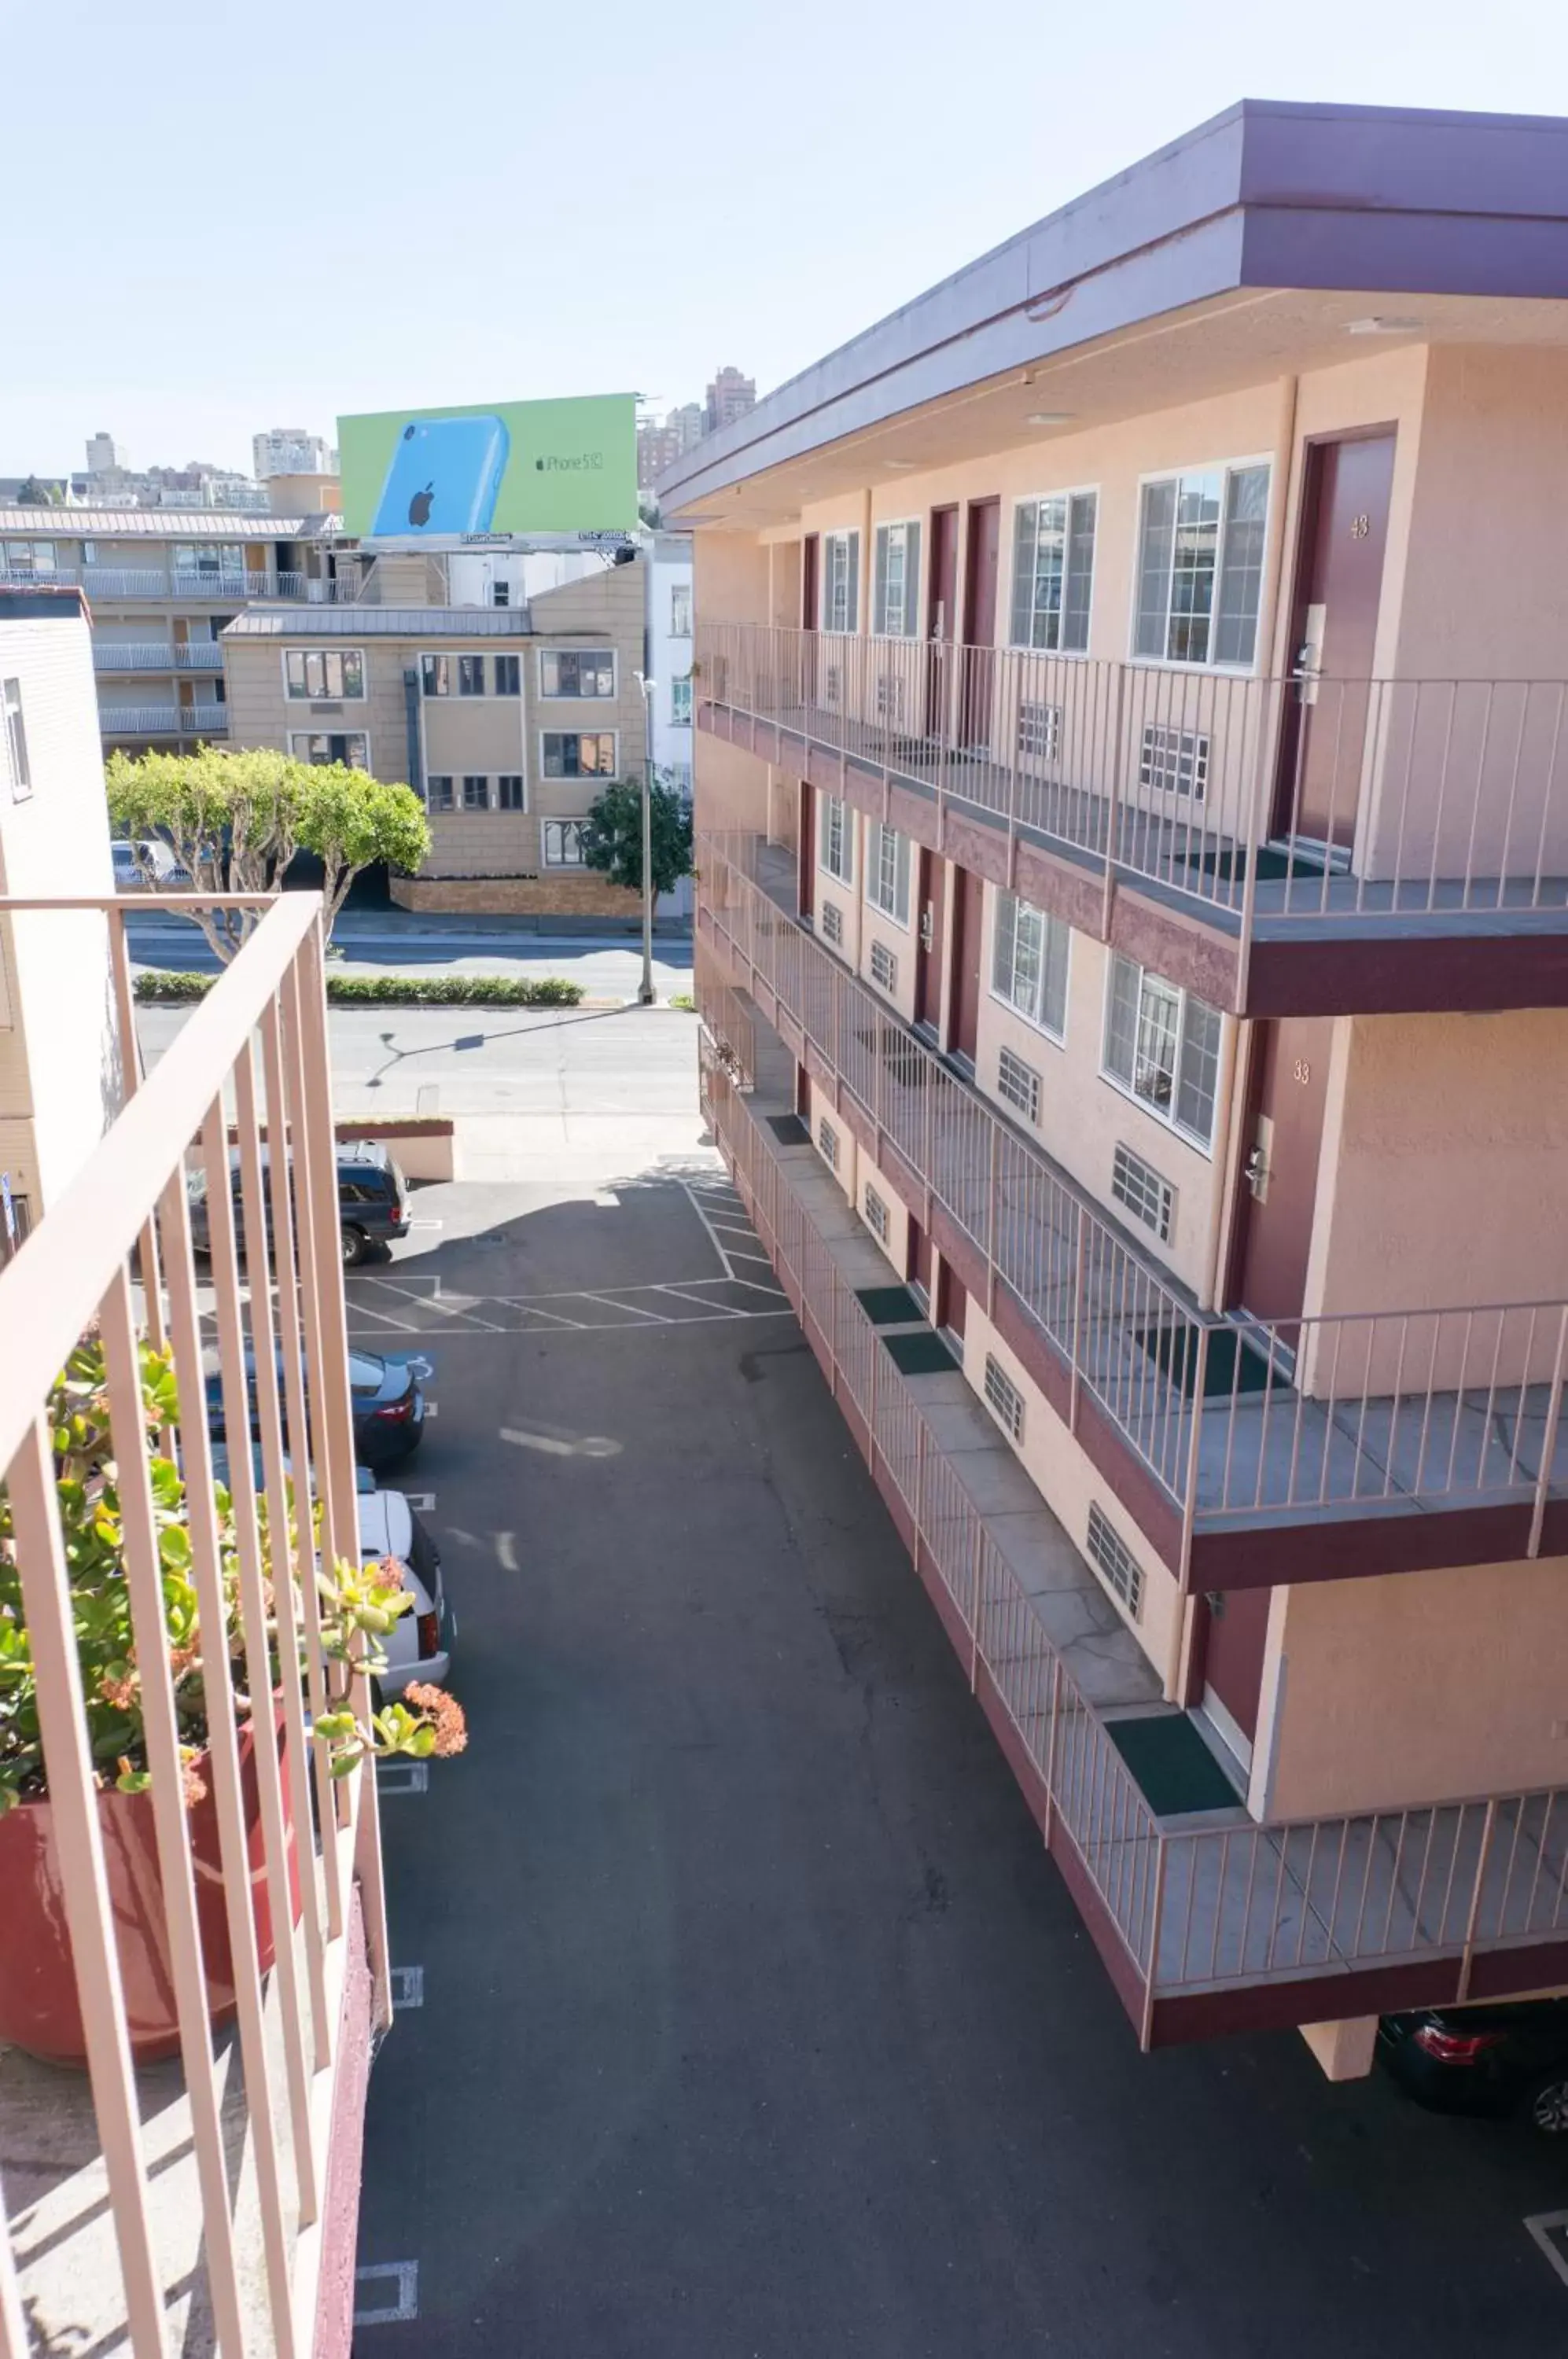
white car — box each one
[111,837,185,891]
[354,1465,453,1700]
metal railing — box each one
[93,642,179,672]
[0,892,388,2356]
[698,621,1568,949]
[704,1051,1568,2018]
[698,833,1568,1548]
[98,701,229,735]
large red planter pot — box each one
[0,1719,301,2066]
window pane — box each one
[462,774,488,809]
[873,527,891,635]
[1169,472,1220,664]
[1063,492,1096,653]
[1135,481,1177,659]
[1040,914,1070,1036]
[1010,506,1037,648]
[1133,974,1180,1110]
[1104,955,1141,1085]
[1214,466,1269,666]
[341,650,363,697]
[459,656,484,695]
[1012,900,1043,1014]
[1176,995,1223,1143]
[992,890,1018,997]
[426,775,453,811]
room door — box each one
[948,863,986,1066]
[801,532,819,710]
[1228,1015,1334,1331]
[958,497,1000,752]
[914,849,947,1033]
[798,778,815,922]
[937,1263,968,1345]
[925,505,959,741]
[1272,429,1397,854]
[1200,1585,1272,1764]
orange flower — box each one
[370,1557,407,1595]
[404,1682,468,1757]
[98,1668,139,1713]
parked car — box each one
[1378,2001,1568,2133]
[188,1139,410,1269]
[111,837,188,890]
[203,1344,428,1468]
[211,1450,451,1698]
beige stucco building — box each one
[664,100,1568,2070]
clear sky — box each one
[6,0,1563,477]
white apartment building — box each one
[253,427,337,480]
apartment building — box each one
[663,100,1568,2071]
[647,532,695,798]
[0,506,346,760]
[222,555,650,916]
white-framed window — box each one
[821,531,859,633]
[425,774,455,811]
[984,1355,1025,1442]
[458,655,486,697]
[462,774,489,810]
[872,520,922,637]
[497,773,525,810]
[867,823,910,925]
[869,939,897,993]
[1111,1143,1176,1244]
[539,648,616,697]
[1133,462,1270,668]
[493,654,520,695]
[1087,1502,1143,1619]
[671,675,693,726]
[421,653,451,697]
[543,819,587,865]
[284,647,364,701]
[819,900,844,947]
[2,540,56,579]
[1016,701,1061,765]
[1102,953,1224,1149]
[289,730,368,769]
[1010,491,1096,652]
[817,1115,839,1171]
[541,731,617,778]
[670,583,692,636]
[2,678,31,801]
[818,792,855,885]
[992,890,1069,1040]
[175,544,246,589]
[996,1046,1041,1125]
[863,1183,889,1243]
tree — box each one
[16,476,56,506]
[105,746,429,962]
[578,772,694,899]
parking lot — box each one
[349,1163,1568,2357]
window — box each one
[872,520,922,637]
[671,675,693,726]
[665,760,693,799]
[1087,1503,1143,1620]
[1134,464,1270,667]
[541,731,616,778]
[817,1115,839,1172]
[458,655,486,696]
[818,792,855,885]
[285,648,364,701]
[821,531,859,633]
[992,891,1069,1040]
[1111,1143,1176,1244]
[819,900,844,947]
[491,580,510,608]
[670,583,692,636]
[996,1046,1041,1124]
[867,823,910,923]
[497,773,525,810]
[289,731,368,769]
[462,774,489,810]
[2,541,55,579]
[493,654,520,696]
[1139,723,1209,800]
[539,648,616,698]
[984,1354,1025,1442]
[425,774,455,811]
[863,1184,889,1243]
[2,679,30,802]
[543,819,587,865]
[869,939,897,993]
[175,544,245,588]
[421,654,451,697]
[1016,701,1061,764]
[1102,954,1224,1147]
[1010,492,1096,651]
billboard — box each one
[337,394,637,543]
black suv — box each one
[189,1139,409,1268]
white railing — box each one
[0,892,388,2357]
[0,565,80,588]
[698,834,1568,1551]
[175,641,225,670]
[93,642,178,672]
[83,569,180,598]
[98,701,229,734]
[705,1052,1568,2019]
[698,621,1568,947]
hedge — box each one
[134,970,584,1008]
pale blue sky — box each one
[6,0,1562,477]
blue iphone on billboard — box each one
[370,415,510,537]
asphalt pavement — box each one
[348,1167,1568,2358]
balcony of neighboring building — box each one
[0,564,355,602]
[93,640,225,673]
[98,698,229,738]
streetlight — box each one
[633,670,656,1006]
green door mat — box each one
[1107,1713,1241,1815]
[764,1114,810,1144]
[1139,1323,1276,1400]
[856,1285,922,1325]
[882,1329,957,1375]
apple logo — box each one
[535,458,544,470]
[408,482,435,527]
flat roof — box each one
[0,508,335,541]
[0,583,89,624]
[659,98,1568,513]
[223,607,539,639]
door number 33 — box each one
[1292,1057,1312,1084]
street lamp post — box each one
[634,671,656,1006]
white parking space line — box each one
[681,1178,750,1283]
[576,1291,664,1322]
[1526,2212,1568,2287]
[355,2261,419,2326]
[424,1400,439,1417]
[389,1966,425,2011]
[403,1493,435,1511]
[653,1284,747,1316]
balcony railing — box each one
[99,701,229,735]
[3,565,355,605]
[93,642,177,672]
[0,891,388,2354]
[698,621,1568,951]
[698,832,1568,1557]
[704,1049,1568,2030]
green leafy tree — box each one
[16,475,56,506]
[296,765,429,940]
[578,771,694,899]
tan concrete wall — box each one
[692,533,771,629]
[423,699,528,774]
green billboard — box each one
[337,394,638,542]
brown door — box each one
[798,778,815,921]
[948,863,985,1065]
[1201,1586,1272,1755]
[913,848,946,1031]
[1273,429,1397,852]
[937,1263,968,1343]
[925,505,959,740]
[801,533,819,631]
[908,1216,933,1308]
[1228,1015,1333,1330]
[958,497,1000,751]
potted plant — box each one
[0,1333,464,2064]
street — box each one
[347,1165,1568,2357]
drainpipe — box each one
[403,668,422,798]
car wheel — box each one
[341,1225,367,1268]
[1525,2070,1568,2135]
